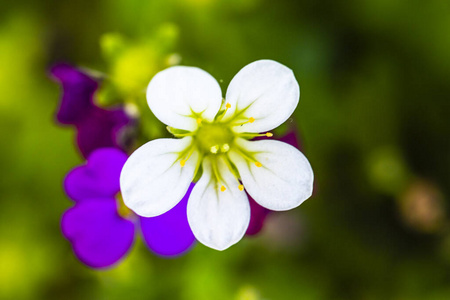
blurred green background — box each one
[1,0,449,299]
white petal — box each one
[147,66,223,131]
[120,137,199,217]
[228,138,313,211]
[187,156,250,250]
[223,60,300,133]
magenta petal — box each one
[140,184,196,257]
[50,64,97,125]
[76,107,131,158]
[246,196,270,236]
[64,148,127,201]
[279,129,301,149]
[50,63,132,158]
[61,199,135,268]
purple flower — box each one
[62,148,196,268]
[50,64,132,158]
[245,129,302,236]
[245,196,271,236]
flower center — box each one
[195,122,234,154]
[174,104,274,193]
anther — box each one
[196,118,202,124]
[221,144,230,152]
[220,185,226,192]
[255,161,262,167]
[180,160,186,167]
[226,103,231,109]
[210,145,219,154]
[248,117,255,123]
[265,132,273,137]
[238,185,244,191]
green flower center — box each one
[170,104,272,192]
[195,122,234,154]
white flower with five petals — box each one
[120,60,314,250]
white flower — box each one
[120,60,314,250]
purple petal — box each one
[253,126,301,149]
[76,107,131,158]
[50,64,97,125]
[50,63,133,158]
[140,183,196,257]
[64,148,128,201]
[279,129,301,149]
[61,199,135,269]
[246,196,270,236]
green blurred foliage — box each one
[1,0,449,299]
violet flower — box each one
[62,148,196,268]
[245,129,302,236]
[50,64,131,158]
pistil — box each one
[195,122,234,155]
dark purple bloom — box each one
[245,128,302,236]
[62,199,135,268]
[62,148,196,268]
[64,148,126,202]
[50,64,131,158]
[140,184,196,257]
[245,196,271,236]
[278,129,301,150]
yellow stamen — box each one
[220,185,226,192]
[232,117,257,126]
[226,103,231,109]
[238,185,244,191]
[197,118,202,124]
[233,147,262,168]
[237,132,273,138]
[179,146,196,167]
